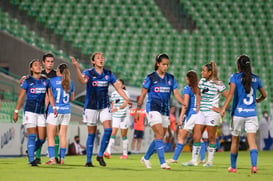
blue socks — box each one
[27,134,36,163]
[144,140,155,160]
[60,148,66,159]
[48,146,55,159]
[98,128,112,157]
[230,153,238,169]
[35,139,45,152]
[173,143,184,160]
[155,139,165,164]
[200,142,206,161]
[250,149,258,167]
[86,133,96,163]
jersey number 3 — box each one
[243,88,253,105]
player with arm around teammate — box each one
[45,63,75,165]
[136,53,184,169]
[72,52,132,167]
[220,55,266,173]
[13,59,57,166]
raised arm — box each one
[113,81,132,108]
[71,57,88,84]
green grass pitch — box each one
[0,151,272,181]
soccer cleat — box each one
[120,155,128,159]
[85,162,94,167]
[55,157,60,164]
[166,159,178,163]
[160,163,171,169]
[45,159,56,165]
[182,161,198,166]
[34,158,41,164]
[96,156,106,167]
[29,160,38,167]
[199,160,206,164]
[251,166,257,174]
[103,152,111,159]
[228,167,237,173]
[203,162,213,167]
[140,157,152,169]
[60,159,64,165]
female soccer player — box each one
[167,70,200,163]
[45,63,75,165]
[136,53,184,169]
[72,53,132,167]
[104,79,130,159]
[13,59,57,166]
[220,55,266,173]
[183,61,228,167]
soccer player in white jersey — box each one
[220,55,266,174]
[183,61,228,167]
[45,63,75,165]
[104,79,130,159]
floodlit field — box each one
[0,151,272,181]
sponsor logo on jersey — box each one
[92,81,108,87]
[30,88,46,94]
[237,108,255,113]
[56,81,61,85]
[154,87,170,93]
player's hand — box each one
[13,113,18,123]
[53,109,58,118]
[111,108,117,113]
[127,100,133,108]
[220,108,225,117]
[71,57,79,69]
[210,106,220,113]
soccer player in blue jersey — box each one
[13,59,57,166]
[220,55,266,174]
[45,63,75,165]
[167,70,200,163]
[136,53,184,169]
[72,52,132,167]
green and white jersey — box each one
[111,90,130,118]
[198,78,226,112]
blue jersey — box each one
[183,85,197,120]
[83,68,117,110]
[22,75,50,114]
[230,72,263,117]
[143,71,178,116]
[47,76,75,114]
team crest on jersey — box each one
[105,75,109,80]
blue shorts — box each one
[133,130,144,139]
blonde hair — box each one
[205,61,219,82]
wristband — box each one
[117,107,120,111]
[14,109,19,113]
[53,106,57,110]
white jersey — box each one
[111,90,130,118]
[198,78,226,112]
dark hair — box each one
[154,53,169,70]
[90,52,103,67]
[74,135,79,140]
[186,70,198,94]
[29,59,40,75]
[237,55,252,94]
[204,61,219,82]
[42,53,54,62]
[118,79,126,90]
[58,63,71,93]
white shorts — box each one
[47,113,71,126]
[147,111,170,128]
[195,111,221,127]
[231,116,258,136]
[183,113,199,133]
[83,108,112,126]
[23,111,46,128]
[112,117,130,129]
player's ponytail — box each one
[59,63,71,93]
[237,55,252,94]
[186,70,198,95]
[205,61,219,82]
[154,53,169,70]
